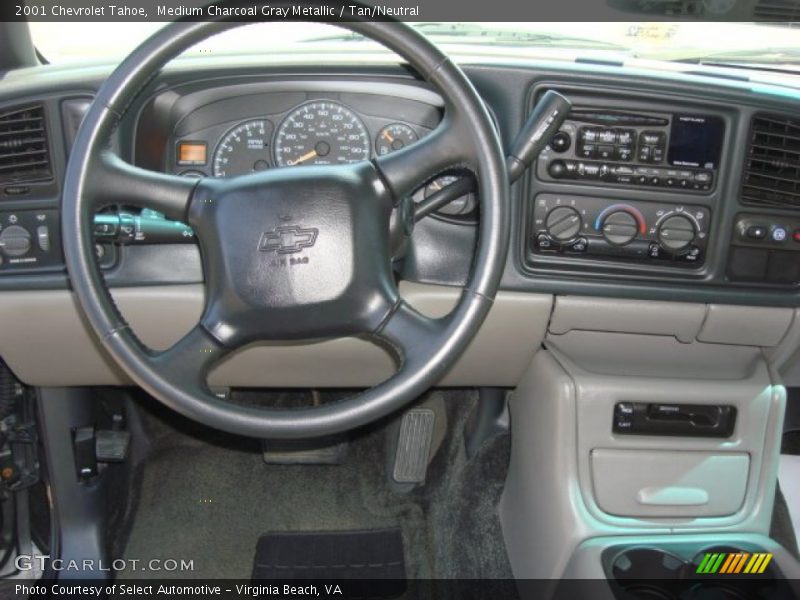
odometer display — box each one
[274,101,370,167]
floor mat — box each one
[252,529,406,584]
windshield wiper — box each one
[304,23,630,51]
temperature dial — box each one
[376,123,418,155]
[545,206,582,242]
[657,214,696,253]
[601,210,639,246]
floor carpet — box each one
[120,391,514,581]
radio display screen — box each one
[668,115,724,169]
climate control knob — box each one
[0,225,32,257]
[657,214,696,253]
[545,206,582,242]
[601,210,639,246]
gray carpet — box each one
[121,433,431,579]
[120,390,514,580]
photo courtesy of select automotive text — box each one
[2,0,800,598]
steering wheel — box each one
[62,14,509,439]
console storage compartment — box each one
[591,449,749,518]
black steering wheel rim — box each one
[62,12,509,439]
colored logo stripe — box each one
[697,552,773,575]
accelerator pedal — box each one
[391,408,436,485]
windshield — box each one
[29,21,800,69]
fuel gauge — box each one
[376,123,418,155]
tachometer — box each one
[212,119,273,178]
[274,101,370,167]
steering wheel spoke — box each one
[89,150,199,222]
[374,113,476,200]
[149,324,230,392]
[375,301,448,373]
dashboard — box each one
[0,61,800,308]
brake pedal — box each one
[391,408,436,484]
[262,438,348,465]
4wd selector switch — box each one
[657,214,696,253]
[0,225,32,257]
[601,210,638,246]
[545,206,582,241]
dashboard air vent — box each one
[753,0,800,23]
[0,104,52,185]
[741,113,800,210]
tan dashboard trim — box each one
[0,282,552,388]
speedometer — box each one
[274,101,370,167]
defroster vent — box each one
[0,104,52,185]
[753,0,800,23]
[742,113,800,210]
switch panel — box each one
[0,210,62,273]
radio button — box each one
[598,130,617,144]
[580,128,599,143]
[694,171,713,184]
[597,145,615,160]
[550,131,571,153]
[640,131,665,145]
[615,146,633,161]
[548,160,568,179]
[578,163,601,178]
[617,130,635,146]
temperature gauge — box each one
[376,123,418,155]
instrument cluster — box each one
[174,99,421,178]
[169,97,475,219]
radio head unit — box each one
[537,110,725,193]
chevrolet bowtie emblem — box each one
[258,225,318,254]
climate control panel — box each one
[0,210,62,273]
[530,194,710,266]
